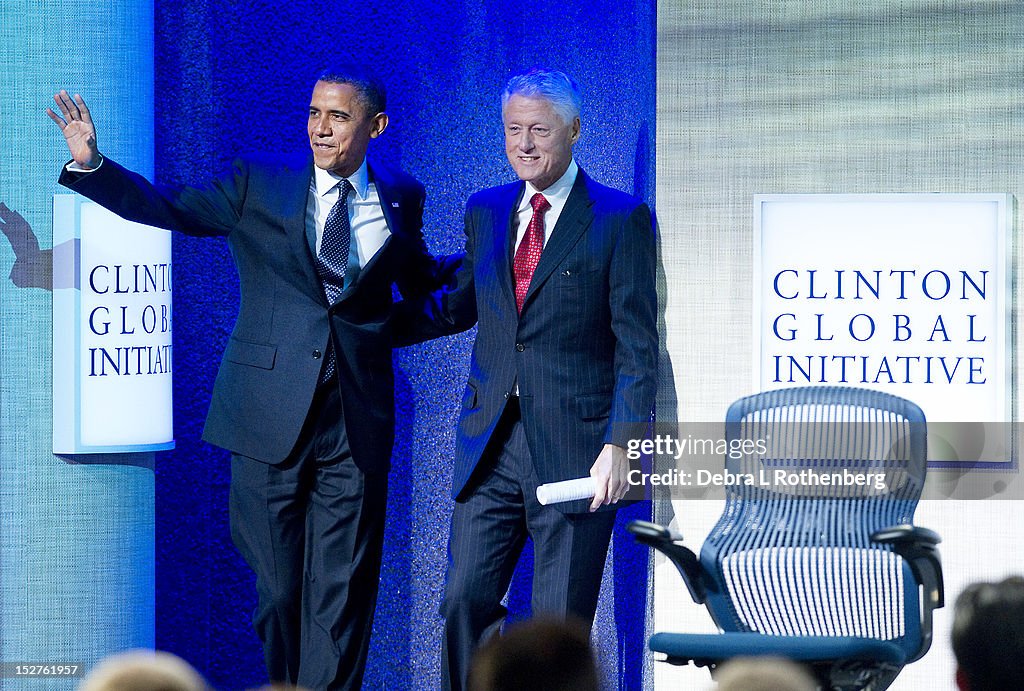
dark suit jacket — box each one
[397,170,657,512]
[60,156,442,471]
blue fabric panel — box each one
[152,0,656,688]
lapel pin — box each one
[392,202,400,208]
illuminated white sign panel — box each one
[53,195,174,453]
[755,194,1013,463]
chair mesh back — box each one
[722,546,904,638]
[702,387,927,642]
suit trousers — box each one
[229,379,388,690]
[441,397,616,691]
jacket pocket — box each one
[224,337,277,370]
[575,392,611,421]
[556,266,603,291]
[462,381,479,410]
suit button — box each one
[312,349,322,359]
[515,343,525,352]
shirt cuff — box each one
[65,155,104,173]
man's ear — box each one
[370,112,389,139]
[569,116,581,144]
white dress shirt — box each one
[310,159,390,272]
[512,158,579,253]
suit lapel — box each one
[495,183,523,313]
[371,161,401,239]
[520,171,594,311]
[283,160,327,305]
[335,160,395,302]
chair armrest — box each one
[871,524,940,547]
[627,520,707,604]
[871,524,944,607]
[871,523,945,662]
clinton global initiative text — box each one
[772,353,984,385]
[89,344,172,376]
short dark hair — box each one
[952,576,1024,691]
[316,65,387,116]
[468,617,599,691]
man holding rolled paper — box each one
[395,67,657,690]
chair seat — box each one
[649,632,907,666]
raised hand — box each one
[46,90,101,169]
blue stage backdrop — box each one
[152,0,655,687]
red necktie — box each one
[513,193,550,314]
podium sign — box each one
[755,194,1013,463]
[53,195,174,453]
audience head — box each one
[952,575,1024,691]
[79,650,207,691]
[468,617,599,691]
[713,656,816,691]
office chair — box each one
[630,386,943,691]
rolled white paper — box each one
[536,477,597,505]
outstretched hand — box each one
[46,90,101,169]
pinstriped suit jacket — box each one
[399,170,657,513]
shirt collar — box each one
[314,158,370,200]
[521,159,578,210]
